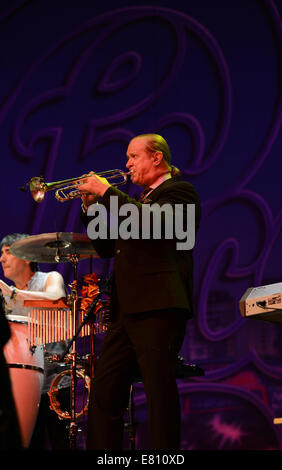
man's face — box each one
[126,137,157,187]
[0,245,30,282]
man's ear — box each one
[152,151,163,166]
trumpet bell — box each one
[29,177,47,203]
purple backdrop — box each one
[0,0,281,450]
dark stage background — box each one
[0,0,281,450]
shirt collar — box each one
[147,172,172,191]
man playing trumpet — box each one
[79,133,201,450]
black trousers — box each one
[29,390,70,450]
[86,308,187,450]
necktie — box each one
[138,187,152,202]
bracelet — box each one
[10,287,17,301]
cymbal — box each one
[10,232,99,263]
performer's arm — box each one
[0,271,66,301]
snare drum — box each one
[3,316,44,448]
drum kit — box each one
[3,170,128,449]
[3,231,106,449]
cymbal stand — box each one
[60,271,112,449]
[67,254,79,450]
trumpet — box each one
[20,169,130,203]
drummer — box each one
[0,233,69,449]
[0,233,66,308]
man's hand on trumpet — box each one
[78,172,111,208]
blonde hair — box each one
[135,133,181,176]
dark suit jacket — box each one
[81,176,201,318]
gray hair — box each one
[0,233,39,272]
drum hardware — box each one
[53,273,112,446]
[6,363,44,373]
[47,353,72,364]
[10,231,97,448]
[10,232,111,449]
[8,233,88,449]
[59,289,105,362]
[66,254,80,448]
[58,273,112,366]
[33,251,89,449]
[48,368,90,421]
[19,169,130,203]
[46,352,92,370]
